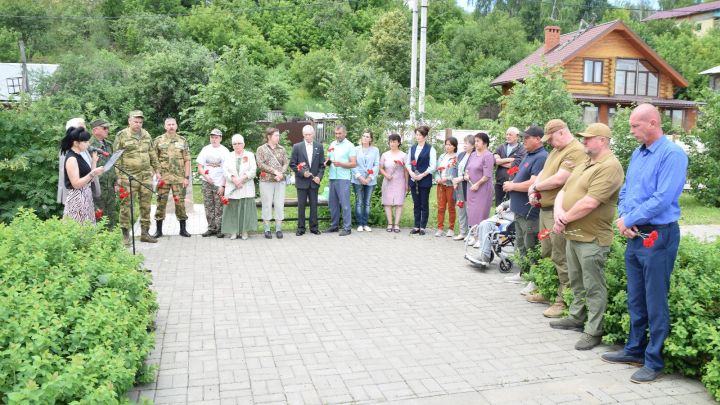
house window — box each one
[614,59,658,97]
[711,75,720,91]
[664,109,685,129]
[583,59,603,83]
[608,107,617,128]
[583,105,599,125]
[6,77,23,95]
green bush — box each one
[0,210,158,404]
[525,230,720,400]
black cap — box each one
[521,125,544,138]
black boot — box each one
[151,220,163,238]
[179,220,191,237]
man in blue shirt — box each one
[325,125,357,236]
[602,104,688,383]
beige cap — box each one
[210,128,223,137]
[542,119,568,142]
[577,122,612,139]
[128,110,144,118]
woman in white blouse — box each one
[221,134,257,240]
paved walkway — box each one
[128,206,715,404]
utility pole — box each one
[19,40,30,93]
[409,0,419,125]
[418,0,428,120]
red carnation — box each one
[95,209,103,220]
[118,186,126,194]
[119,191,129,200]
[220,196,229,205]
[456,201,464,208]
[157,180,166,188]
[173,196,180,204]
[367,168,374,175]
[643,238,655,248]
[538,228,552,240]
[204,169,209,175]
[530,192,542,208]
[507,166,519,176]
[648,230,658,241]
[260,171,267,177]
[437,167,445,172]
[411,160,417,166]
[297,162,306,171]
[394,159,403,165]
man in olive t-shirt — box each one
[528,119,586,318]
[548,123,624,351]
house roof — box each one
[642,0,720,22]
[700,65,720,75]
[490,20,688,88]
[572,94,697,109]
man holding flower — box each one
[291,125,325,236]
[548,123,624,351]
[325,125,357,236]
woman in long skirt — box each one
[464,132,494,231]
[221,134,258,240]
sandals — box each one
[393,225,401,233]
[386,225,393,232]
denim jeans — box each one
[352,183,375,226]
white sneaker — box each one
[364,226,372,232]
[520,281,537,295]
[229,233,238,240]
[357,226,364,232]
[453,233,466,241]
[446,230,454,237]
[472,240,481,248]
[435,230,444,237]
[241,232,249,240]
[466,237,476,245]
[504,273,523,284]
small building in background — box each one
[700,65,720,91]
[0,63,58,102]
[642,1,720,36]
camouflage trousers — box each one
[95,175,118,230]
[155,183,187,221]
[202,181,223,232]
[119,173,153,230]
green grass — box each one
[678,193,720,225]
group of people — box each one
[467,104,685,384]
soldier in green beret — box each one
[113,110,159,244]
[152,117,191,238]
[90,119,118,229]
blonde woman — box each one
[221,134,257,240]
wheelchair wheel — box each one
[499,258,513,273]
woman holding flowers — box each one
[351,129,380,232]
[451,135,476,241]
[256,127,288,239]
[464,132,494,228]
[379,133,408,233]
[434,137,458,237]
[405,125,437,235]
[221,134,257,240]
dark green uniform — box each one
[90,136,118,229]
[114,127,157,231]
[153,132,191,221]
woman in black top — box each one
[61,127,104,223]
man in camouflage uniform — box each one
[113,110,159,244]
[152,117,191,238]
[90,119,118,229]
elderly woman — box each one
[451,135,475,240]
[380,133,408,232]
[221,134,257,240]
[464,132,494,231]
[60,127,105,223]
[351,129,380,232]
[197,128,230,238]
[405,125,436,235]
[434,136,458,237]
[256,127,288,239]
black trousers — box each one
[410,185,431,229]
[494,183,507,207]
[296,187,318,231]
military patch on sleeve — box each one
[561,159,576,170]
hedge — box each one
[0,210,158,404]
[522,232,720,401]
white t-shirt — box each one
[196,144,230,186]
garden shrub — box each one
[523,230,720,400]
[0,210,158,404]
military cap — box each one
[577,123,612,139]
[90,119,109,129]
[128,110,144,118]
[210,128,223,137]
[542,119,568,142]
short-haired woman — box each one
[221,134,257,240]
[451,135,475,240]
[351,129,380,232]
[256,127,288,239]
[464,132,494,229]
[60,127,105,223]
[379,133,408,232]
[405,125,436,235]
[434,136,458,237]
